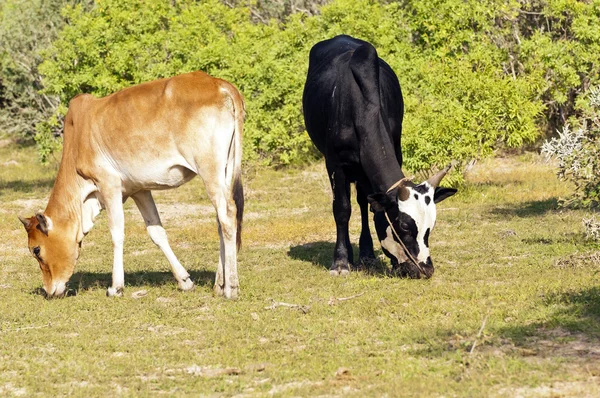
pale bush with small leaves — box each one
[582,216,600,241]
[542,87,600,208]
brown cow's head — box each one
[19,212,79,298]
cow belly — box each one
[125,164,196,191]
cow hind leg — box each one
[132,191,194,291]
[209,187,239,299]
[329,166,353,276]
[356,184,376,270]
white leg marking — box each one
[133,191,194,291]
[214,218,225,297]
[208,186,238,299]
[102,183,126,297]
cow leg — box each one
[100,182,126,297]
[132,190,194,291]
[356,184,376,270]
[328,166,353,276]
[206,184,239,299]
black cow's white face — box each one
[368,171,457,278]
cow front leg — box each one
[329,167,353,276]
[356,185,376,270]
[101,183,126,297]
[132,191,194,291]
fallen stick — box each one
[1,323,52,333]
[328,292,365,306]
[469,313,489,355]
[265,300,310,314]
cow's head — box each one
[368,166,456,278]
[19,212,80,298]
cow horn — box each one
[386,177,411,193]
[386,177,412,201]
[426,164,451,188]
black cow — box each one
[302,35,456,278]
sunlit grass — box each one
[1,143,599,396]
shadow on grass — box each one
[467,180,527,189]
[520,232,585,245]
[543,287,600,332]
[287,241,389,276]
[492,287,600,358]
[288,241,336,271]
[0,178,55,194]
[405,287,600,360]
[490,198,559,218]
[30,269,216,297]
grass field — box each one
[1,140,599,397]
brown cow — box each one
[19,71,244,299]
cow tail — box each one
[226,85,245,252]
[349,42,381,105]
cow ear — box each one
[368,192,394,213]
[18,215,33,229]
[434,187,457,203]
[35,212,52,235]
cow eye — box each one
[33,246,41,258]
[399,222,409,231]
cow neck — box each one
[44,150,82,240]
[358,111,404,194]
[376,164,404,194]
[364,142,404,194]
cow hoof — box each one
[214,283,239,299]
[106,287,124,297]
[223,286,239,300]
[359,256,378,270]
[329,265,350,276]
[178,277,195,291]
[213,284,225,297]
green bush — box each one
[0,0,74,141]
[36,0,600,175]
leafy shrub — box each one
[35,0,600,175]
[0,0,74,141]
[542,87,600,208]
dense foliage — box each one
[542,87,600,208]
[0,0,74,142]
[4,0,600,175]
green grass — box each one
[1,143,599,397]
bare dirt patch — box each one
[7,198,47,212]
[0,139,13,148]
[154,203,215,221]
[0,383,26,396]
[494,379,600,398]
[528,328,600,360]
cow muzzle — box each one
[393,257,434,279]
[44,281,68,299]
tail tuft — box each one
[234,172,243,251]
[222,81,245,252]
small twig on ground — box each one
[1,323,52,333]
[328,292,365,306]
[265,300,310,314]
[469,313,489,355]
